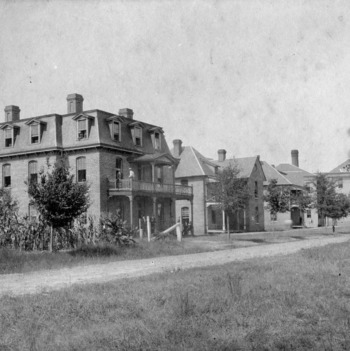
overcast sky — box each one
[0,0,349,173]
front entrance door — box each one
[291,207,302,226]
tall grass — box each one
[2,241,350,350]
[0,239,205,274]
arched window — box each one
[3,164,11,188]
[76,157,86,182]
[28,161,38,184]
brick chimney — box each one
[218,149,226,162]
[119,108,134,119]
[291,149,299,167]
[173,139,183,157]
[67,94,84,114]
[4,105,20,122]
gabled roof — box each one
[72,113,94,121]
[0,123,19,130]
[24,118,47,126]
[173,146,217,178]
[131,152,177,165]
[329,159,350,173]
[214,156,258,178]
[276,163,314,186]
[261,161,292,186]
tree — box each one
[27,156,90,251]
[210,163,250,236]
[314,173,350,227]
[264,179,290,219]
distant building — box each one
[275,150,317,228]
[172,140,265,234]
[324,159,350,226]
[0,94,192,230]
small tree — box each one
[27,157,90,252]
[264,179,290,222]
[211,163,250,237]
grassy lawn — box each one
[2,241,350,350]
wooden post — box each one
[147,216,151,242]
[139,218,143,239]
[176,223,182,242]
[50,225,53,252]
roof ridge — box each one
[190,146,205,176]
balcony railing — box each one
[108,179,193,198]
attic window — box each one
[77,119,88,140]
[154,132,161,149]
[134,126,142,146]
[112,121,121,142]
[31,124,39,144]
[4,128,13,147]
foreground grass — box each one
[0,240,206,275]
[2,241,350,350]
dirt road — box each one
[0,235,348,297]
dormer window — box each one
[149,127,163,150]
[112,121,121,141]
[25,119,46,144]
[134,127,142,146]
[72,114,94,141]
[129,121,144,147]
[106,116,123,142]
[31,124,39,144]
[5,128,13,147]
[0,124,19,148]
[77,119,87,140]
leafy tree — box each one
[27,156,90,251]
[264,179,290,218]
[314,173,350,227]
[210,163,250,236]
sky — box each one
[0,0,350,173]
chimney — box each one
[67,94,84,114]
[173,139,183,157]
[291,149,299,167]
[119,108,134,119]
[218,149,226,162]
[4,105,20,122]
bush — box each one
[68,242,121,257]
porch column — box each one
[151,162,155,182]
[129,196,134,229]
[190,199,194,235]
[152,197,157,232]
[222,210,226,231]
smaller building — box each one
[172,140,265,234]
[274,150,317,228]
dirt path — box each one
[1,235,348,297]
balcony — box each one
[108,179,193,199]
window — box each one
[337,178,343,189]
[112,121,121,142]
[156,166,163,183]
[137,165,142,180]
[4,128,13,147]
[255,206,259,223]
[270,212,277,221]
[3,164,11,188]
[77,119,87,139]
[134,127,142,146]
[154,132,161,150]
[307,209,311,218]
[116,158,122,170]
[28,161,38,184]
[76,157,86,182]
[181,179,188,186]
[30,124,39,144]
[254,181,258,198]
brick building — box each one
[172,140,265,234]
[0,94,192,230]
